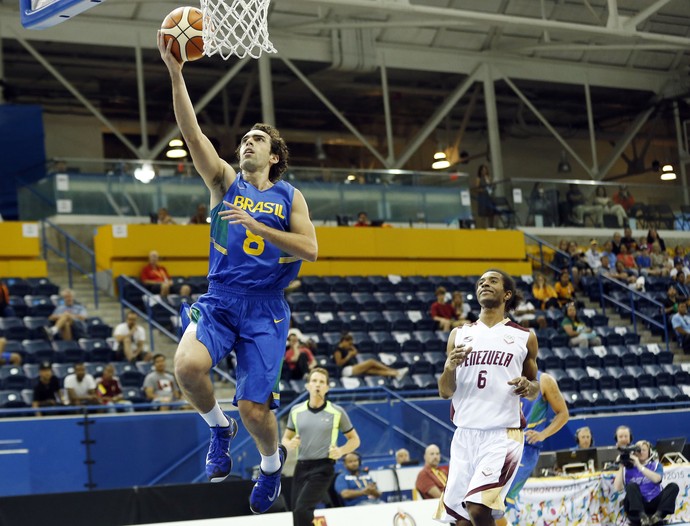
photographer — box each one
[613,440,679,526]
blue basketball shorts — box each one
[181,282,290,409]
[505,444,541,512]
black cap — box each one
[39,362,52,370]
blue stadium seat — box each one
[567,368,597,390]
[85,363,107,378]
[383,311,414,332]
[400,338,424,354]
[337,312,368,332]
[8,296,28,318]
[374,293,405,311]
[120,370,145,388]
[53,340,85,363]
[27,278,59,297]
[597,368,618,390]
[122,387,147,405]
[391,376,416,390]
[86,317,112,339]
[330,292,358,312]
[378,352,405,368]
[22,316,51,340]
[623,333,641,345]
[352,292,380,311]
[186,276,209,294]
[640,387,667,403]
[600,388,626,406]
[546,369,575,391]
[291,312,321,333]
[579,389,606,407]
[0,317,30,341]
[411,374,436,389]
[369,332,399,353]
[341,377,363,389]
[52,363,75,382]
[345,276,374,293]
[367,276,394,293]
[572,347,601,368]
[625,365,655,388]
[0,390,28,409]
[79,339,113,363]
[407,276,435,293]
[401,352,433,375]
[5,278,32,297]
[360,312,390,331]
[394,292,425,311]
[301,276,330,293]
[22,339,54,364]
[327,377,342,389]
[286,292,313,312]
[350,331,376,353]
[23,363,40,381]
[24,295,56,317]
[606,366,635,389]
[319,332,343,353]
[661,364,690,385]
[553,347,581,369]
[363,376,390,388]
[659,385,690,402]
[423,352,446,373]
[536,347,554,370]
[308,292,337,312]
[0,365,30,390]
[324,276,351,293]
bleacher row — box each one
[0,360,154,410]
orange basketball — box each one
[160,6,204,62]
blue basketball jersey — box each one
[521,371,553,449]
[208,175,302,291]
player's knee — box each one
[466,502,492,521]
[238,401,269,427]
[174,352,207,384]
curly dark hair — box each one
[475,268,523,312]
[235,123,289,183]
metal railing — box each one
[40,218,99,308]
[597,273,670,352]
[523,231,572,276]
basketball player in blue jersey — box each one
[496,371,569,526]
[159,34,318,514]
[437,269,539,526]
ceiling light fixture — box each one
[661,163,676,180]
[166,138,187,159]
[432,151,450,170]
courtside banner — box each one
[508,466,690,525]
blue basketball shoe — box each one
[249,444,287,514]
[205,416,239,482]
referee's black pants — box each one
[292,459,335,526]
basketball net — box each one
[200,0,276,60]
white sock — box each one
[50,326,59,335]
[201,402,229,428]
[260,450,281,474]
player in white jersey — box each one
[436,269,539,526]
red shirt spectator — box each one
[430,286,458,332]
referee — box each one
[282,367,361,526]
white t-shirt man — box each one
[63,373,97,398]
[113,322,146,346]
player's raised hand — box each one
[157,30,183,70]
[445,345,471,371]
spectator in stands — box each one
[673,246,690,268]
[671,301,690,354]
[63,362,100,406]
[96,364,132,412]
[554,271,576,307]
[415,444,448,499]
[395,448,411,467]
[529,182,556,226]
[0,279,15,317]
[615,425,634,448]
[673,272,690,300]
[189,203,209,224]
[475,164,495,229]
[567,184,603,227]
[451,291,477,325]
[333,333,408,381]
[113,310,150,363]
[430,286,461,332]
[32,362,63,416]
[613,440,679,526]
[335,452,382,506]
[617,245,639,275]
[568,241,593,287]
[612,232,623,256]
[353,212,371,227]
[156,207,176,224]
[669,257,690,280]
[512,298,548,330]
[282,368,361,525]
[613,185,636,213]
[561,302,601,348]
[621,227,636,252]
[532,273,560,310]
[649,243,671,277]
[663,286,681,317]
[609,260,640,286]
[284,332,315,380]
[144,353,182,410]
[140,250,173,298]
[0,337,21,366]
[47,289,87,341]
[594,186,627,227]
[574,426,594,449]
[585,239,602,273]
[600,241,617,271]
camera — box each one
[617,445,641,467]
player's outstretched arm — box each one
[157,31,235,205]
[525,372,569,445]
[220,188,318,262]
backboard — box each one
[20,0,108,30]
